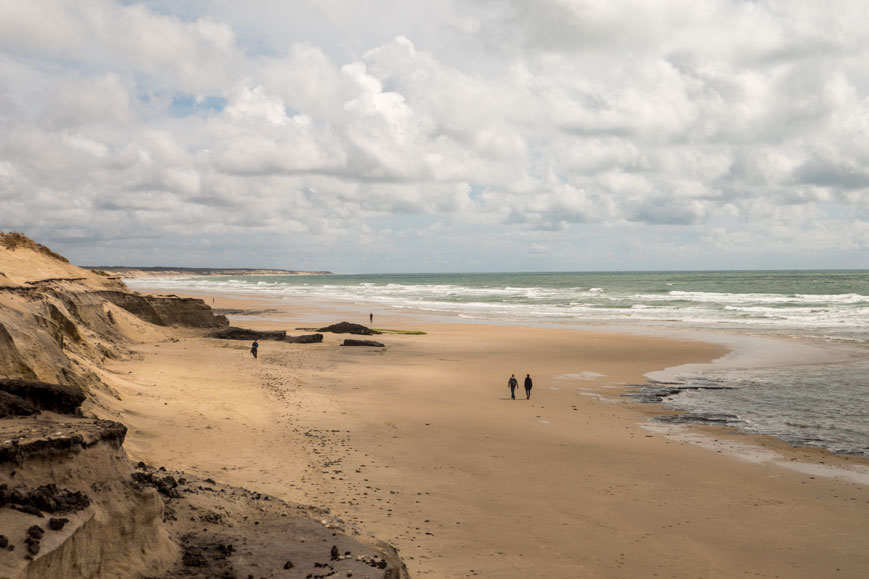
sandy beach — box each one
[88,290,869,578]
[7,3,869,576]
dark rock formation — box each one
[132,471,181,498]
[0,391,39,418]
[0,419,127,464]
[284,333,323,344]
[341,339,385,348]
[1,484,91,515]
[319,322,380,335]
[181,545,208,567]
[655,413,742,426]
[97,291,228,329]
[207,327,287,341]
[622,380,735,404]
[0,379,85,415]
[25,535,40,556]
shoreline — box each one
[131,278,867,369]
[151,286,869,468]
[106,286,869,578]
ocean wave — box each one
[126,272,869,343]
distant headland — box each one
[82,266,332,278]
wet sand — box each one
[99,292,869,578]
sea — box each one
[127,270,869,457]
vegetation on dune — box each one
[0,231,69,263]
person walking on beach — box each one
[524,373,533,399]
[250,340,259,359]
[369,312,373,324]
[508,374,518,400]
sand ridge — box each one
[103,292,869,579]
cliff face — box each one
[0,233,227,389]
[0,414,177,579]
[0,235,222,577]
[0,377,177,579]
[97,291,227,329]
[0,234,407,579]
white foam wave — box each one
[664,290,869,305]
[125,275,869,342]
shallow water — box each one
[661,360,869,456]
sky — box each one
[0,0,867,273]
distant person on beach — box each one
[508,374,518,400]
[369,312,373,323]
[250,340,259,359]
[524,374,533,399]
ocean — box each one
[128,270,869,456]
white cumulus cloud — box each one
[0,0,866,271]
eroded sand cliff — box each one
[0,233,407,579]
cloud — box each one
[42,74,134,129]
[0,0,867,270]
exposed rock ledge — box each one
[319,322,380,335]
[342,339,386,348]
[207,326,287,341]
[97,291,228,329]
[207,327,324,344]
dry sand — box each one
[99,292,869,579]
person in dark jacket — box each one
[250,340,259,359]
[507,374,518,400]
[524,374,533,399]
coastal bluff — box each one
[0,233,227,390]
[0,233,407,579]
